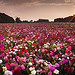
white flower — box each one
[0,59,2,64]
[20,39,22,41]
[67,57,69,60]
[4,70,13,75]
[6,40,10,44]
[57,47,60,50]
[31,70,36,75]
[33,54,36,56]
[62,55,65,57]
[27,40,31,43]
[14,49,18,51]
[29,62,32,66]
[57,43,60,46]
[53,69,59,74]
[53,43,56,47]
[66,48,68,50]
[44,44,49,48]
[31,41,34,44]
[20,46,22,48]
[46,42,50,45]
[39,59,44,63]
[15,46,18,48]
[2,66,7,72]
[25,47,28,49]
[44,62,48,66]
[29,67,35,71]
[58,58,61,60]
[13,52,16,55]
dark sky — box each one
[0,0,75,21]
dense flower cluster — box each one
[0,23,75,75]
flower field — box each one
[0,23,75,75]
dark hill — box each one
[0,13,15,23]
[54,16,75,22]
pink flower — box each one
[47,53,50,57]
[10,63,16,66]
[17,57,20,61]
[4,58,7,61]
[26,52,29,56]
[52,48,56,52]
[65,50,68,54]
[21,65,25,70]
[59,60,62,64]
[55,55,58,58]
[68,46,71,50]
[13,58,15,61]
[36,61,40,64]
[41,49,44,53]
[48,64,55,71]
[50,51,53,56]
[55,63,59,67]
[43,70,46,73]
[20,57,23,61]
[48,71,52,75]
[39,59,44,63]
[1,53,4,56]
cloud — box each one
[0,0,75,6]
[0,0,75,21]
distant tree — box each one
[15,17,22,23]
[37,19,49,23]
[30,20,33,23]
[23,20,29,23]
[54,18,63,22]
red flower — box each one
[16,67,21,72]
[64,67,68,72]
[70,63,73,66]
[70,59,74,62]
[46,50,48,53]
[31,65,34,67]
[24,49,27,51]
[21,52,24,54]
[68,68,73,72]
[24,63,27,66]
[28,61,30,62]
[23,55,25,57]
[5,63,10,69]
[8,44,10,47]
[18,51,20,54]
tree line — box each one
[0,13,50,23]
[0,12,75,23]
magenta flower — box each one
[55,55,58,59]
[48,64,55,71]
[21,65,25,70]
[55,63,59,67]
[48,71,52,75]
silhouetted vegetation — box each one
[22,20,29,23]
[54,16,75,22]
[37,19,49,23]
[0,12,75,23]
[0,13,15,23]
[15,17,22,23]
